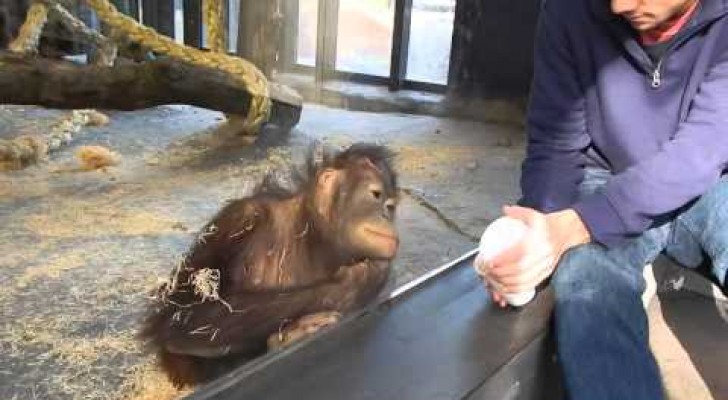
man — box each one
[475,0,728,398]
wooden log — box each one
[0,51,302,129]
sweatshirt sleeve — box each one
[519,1,591,214]
[573,46,728,247]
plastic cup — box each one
[477,216,535,307]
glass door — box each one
[335,0,395,77]
[296,0,319,66]
[284,0,456,91]
[405,0,455,85]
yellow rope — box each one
[47,1,118,66]
[84,0,270,129]
[8,1,48,53]
[203,0,226,53]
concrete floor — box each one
[0,103,725,400]
[0,103,521,399]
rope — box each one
[49,1,107,46]
[0,110,107,171]
[46,0,118,66]
[0,136,46,171]
[202,1,253,132]
[82,0,270,129]
[8,1,49,53]
[3,3,114,170]
[203,0,226,53]
[7,0,270,129]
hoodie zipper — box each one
[602,2,728,90]
[651,59,663,88]
[632,7,727,89]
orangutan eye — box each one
[371,189,382,200]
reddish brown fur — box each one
[140,144,399,387]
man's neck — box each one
[640,0,700,45]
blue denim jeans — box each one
[552,169,728,400]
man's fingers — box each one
[500,266,553,294]
[491,256,553,283]
[489,240,527,268]
[486,254,555,294]
[473,253,490,276]
[488,252,552,279]
[483,278,509,308]
[493,291,507,308]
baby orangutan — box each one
[141,143,400,387]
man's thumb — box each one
[502,205,539,225]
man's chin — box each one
[629,20,659,32]
[621,15,658,32]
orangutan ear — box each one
[314,168,342,218]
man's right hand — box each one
[475,206,591,307]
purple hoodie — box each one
[520,0,728,247]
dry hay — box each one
[0,237,55,268]
[0,302,190,399]
[15,248,88,288]
[0,261,177,399]
[119,361,192,400]
[191,268,222,300]
[0,171,51,199]
[155,121,261,168]
[0,109,111,171]
[159,131,293,171]
[77,145,121,171]
[135,146,294,203]
[0,135,47,171]
[52,332,138,366]
[0,314,144,400]
[95,272,164,304]
[24,199,179,238]
[85,110,111,127]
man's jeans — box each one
[552,169,728,400]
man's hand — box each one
[475,205,591,307]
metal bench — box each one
[187,251,562,400]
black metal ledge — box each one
[187,252,559,400]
